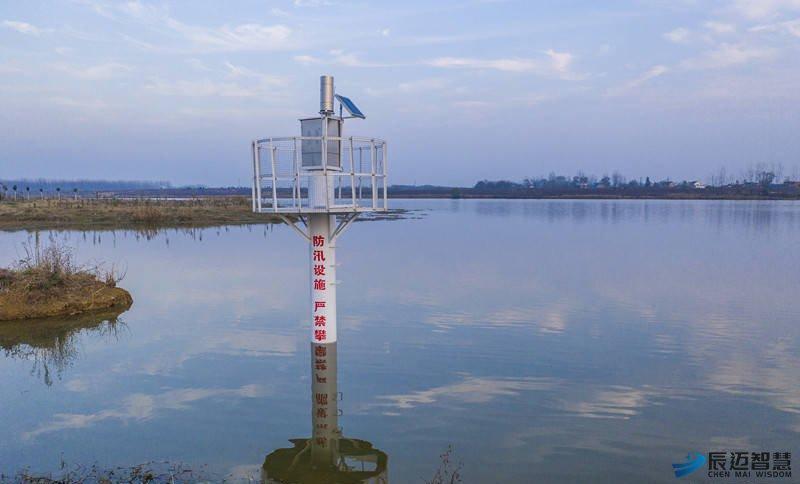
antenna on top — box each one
[319,74,366,119]
[320,75,334,115]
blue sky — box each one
[1,0,799,186]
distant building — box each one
[690,180,706,189]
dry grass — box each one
[425,445,463,484]
[1,460,208,483]
[0,237,132,321]
[0,196,281,232]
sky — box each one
[1,0,799,186]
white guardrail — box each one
[252,136,387,214]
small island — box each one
[0,241,132,321]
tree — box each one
[25,186,30,199]
[645,176,652,188]
[12,184,17,200]
[757,170,775,186]
[39,188,44,199]
[56,187,61,200]
[73,188,78,200]
[713,166,728,187]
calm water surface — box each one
[1,199,799,482]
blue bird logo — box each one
[673,452,706,478]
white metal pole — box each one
[309,214,337,344]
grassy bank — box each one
[0,197,279,232]
[0,240,132,321]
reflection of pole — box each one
[311,342,338,468]
[309,201,338,468]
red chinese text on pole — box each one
[310,215,337,343]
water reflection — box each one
[1,200,798,481]
[262,343,388,483]
[0,308,128,386]
[469,199,800,231]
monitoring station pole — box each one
[252,75,388,472]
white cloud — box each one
[167,21,293,52]
[145,63,285,98]
[223,61,285,85]
[607,65,669,96]
[54,62,133,80]
[452,100,493,109]
[108,1,294,52]
[732,0,800,19]
[294,54,319,65]
[72,0,116,18]
[0,63,23,74]
[545,49,576,77]
[146,79,258,97]
[560,386,652,419]
[49,96,109,110]
[750,18,800,37]
[380,28,390,37]
[664,27,690,43]
[632,64,669,85]
[683,43,777,69]
[428,56,539,72]
[398,78,447,92]
[704,21,736,34]
[376,376,555,410]
[366,78,448,97]
[2,20,46,36]
[427,50,581,80]
[24,384,264,439]
[293,50,389,67]
[185,58,210,71]
[293,0,334,6]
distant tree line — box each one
[0,179,171,201]
[391,163,800,199]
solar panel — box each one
[335,94,365,119]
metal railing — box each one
[252,136,388,213]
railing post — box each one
[293,138,299,209]
[270,143,278,210]
[251,140,257,212]
[350,138,356,209]
[370,140,377,209]
[254,142,262,212]
[358,147,363,201]
[383,142,388,209]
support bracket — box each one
[278,214,310,241]
[331,213,359,242]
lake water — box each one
[1,199,798,482]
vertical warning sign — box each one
[309,215,336,343]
